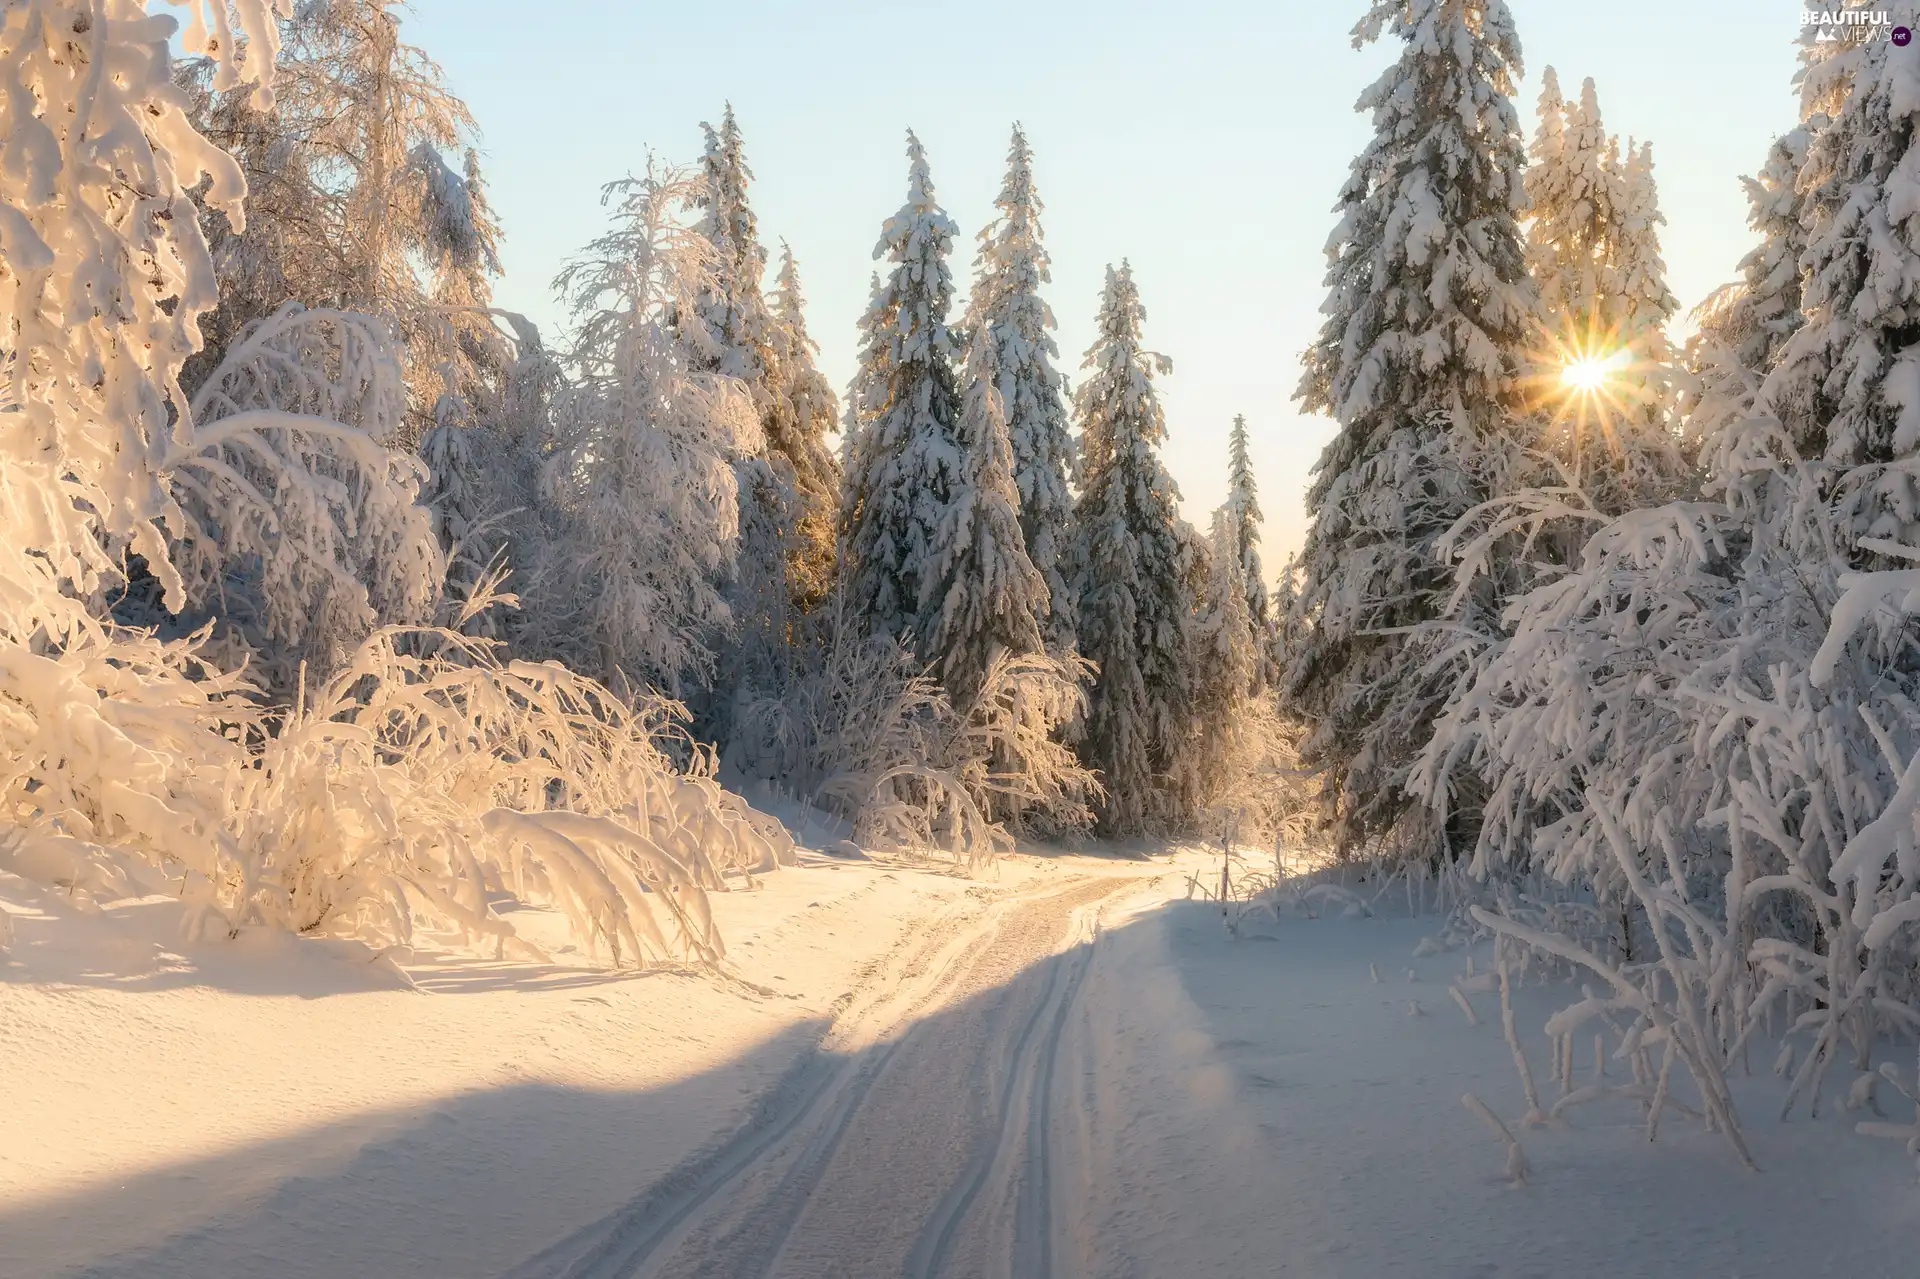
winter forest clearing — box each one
[6,0,1920,1273]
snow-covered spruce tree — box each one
[921,304,1050,713]
[1613,139,1681,411]
[1073,264,1199,834]
[1525,72,1622,352]
[1685,8,1869,458]
[1763,14,1920,549]
[766,242,843,611]
[695,110,841,538]
[528,165,758,694]
[690,110,804,615]
[683,107,800,741]
[180,0,507,444]
[1798,1,1877,125]
[1506,69,1690,551]
[1686,126,1814,447]
[839,132,964,649]
[1182,507,1259,811]
[690,106,775,394]
[1224,414,1272,678]
[965,125,1079,658]
[1286,0,1535,856]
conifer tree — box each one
[1690,14,1860,453]
[1183,506,1261,812]
[766,243,843,610]
[1766,21,1920,547]
[839,133,964,648]
[1073,264,1196,833]
[1526,72,1623,351]
[1224,414,1270,634]
[1194,508,1258,707]
[688,108,841,633]
[1286,0,1535,853]
[1691,130,1825,467]
[1691,129,1813,413]
[1520,72,1685,516]
[1611,139,1681,426]
[920,311,1050,712]
[965,126,1079,658]
[690,106,775,391]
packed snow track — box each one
[508,871,1150,1279]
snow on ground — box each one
[0,851,1017,1278]
[3,848,1916,1278]
[1085,890,1919,1278]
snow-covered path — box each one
[6,849,1916,1278]
[514,870,1143,1279]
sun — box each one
[1560,348,1629,395]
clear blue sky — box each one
[404,0,1804,564]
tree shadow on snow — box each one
[5,896,1911,1279]
[0,916,1120,1279]
[0,877,669,1000]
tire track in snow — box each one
[1013,906,1101,1279]
[506,873,1109,1279]
[904,900,1104,1279]
[658,878,1125,1279]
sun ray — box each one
[1514,309,1656,471]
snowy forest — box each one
[0,0,1306,967]
[10,0,1920,1235]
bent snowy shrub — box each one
[225,611,748,965]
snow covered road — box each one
[512,869,1152,1279]
[6,849,1916,1277]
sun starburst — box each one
[1517,312,1652,459]
[1560,348,1630,394]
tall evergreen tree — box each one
[965,126,1079,658]
[1525,72,1623,353]
[1520,72,1685,515]
[839,133,964,648]
[1690,12,1860,454]
[1183,506,1262,814]
[691,106,774,391]
[1694,130,1813,387]
[1224,414,1270,631]
[1611,139,1681,427]
[1766,19,1920,547]
[921,309,1050,712]
[766,243,843,610]
[1286,0,1536,854]
[1690,130,1816,452]
[689,108,841,625]
[1073,264,1197,834]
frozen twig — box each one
[1462,1094,1530,1185]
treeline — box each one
[165,4,1302,845]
